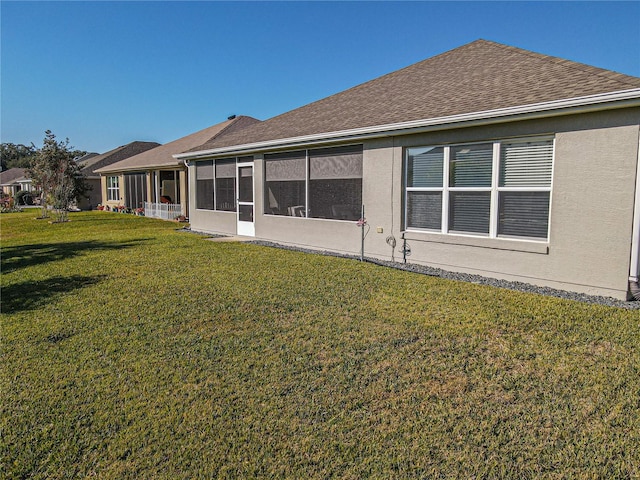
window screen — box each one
[196,161,214,210]
[160,170,177,204]
[124,172,147,209]
[215,159,236,211]
[264,151,306,216]
[309,145,363,220]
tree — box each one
[0,143,37,171]
[28,131,88,222]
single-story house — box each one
[77,141,160,210]
[176,39,640,301]
[95,116,259,219]
[0,168,34,197]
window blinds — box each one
[449,144,493,187]
[404,138,553,239]
[498,140,552,238]
[499,192,550,238]
[500,141,553,187]
[407,191,442,230]
[407,147,443,188]
[449,192,491,234]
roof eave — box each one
[95,160,185,174]
[175,88,640,160]
[1,177,31,185]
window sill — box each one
[402,230,549,254]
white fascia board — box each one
[175,88,640,160]
[95,161,185,175]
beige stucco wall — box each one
[374,108,640,299]
[188,107,640,300]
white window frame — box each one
[405,136,554,242]
[107,176,120,202]
[447,142,494,235]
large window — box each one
[194,158,237,211]
[107,176,120,201]
[448,143,493,234]
[264,145,363,221]
[405,138,553,240]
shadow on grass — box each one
[1,275,106,314]
[1,239,150,274]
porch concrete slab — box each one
[205,235,254,242]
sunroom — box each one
[102,168,187,219]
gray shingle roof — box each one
[95,116,260,174]
[187,39,640,153]
[0,168,29,185]
[79,141,161,177]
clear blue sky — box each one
[2,1,639,153]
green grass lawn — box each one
[2,210,639,479]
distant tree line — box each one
[1,140,87,171]
[1,143,37,170]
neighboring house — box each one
[95,116,259,219]
[76,152,99,166]
[77,141,160,210]
[176,39,640,301]
[0,168,34,197]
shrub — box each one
[14,190,34,206]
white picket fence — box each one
[143,202,182,220]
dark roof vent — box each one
[227,114,237,120]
